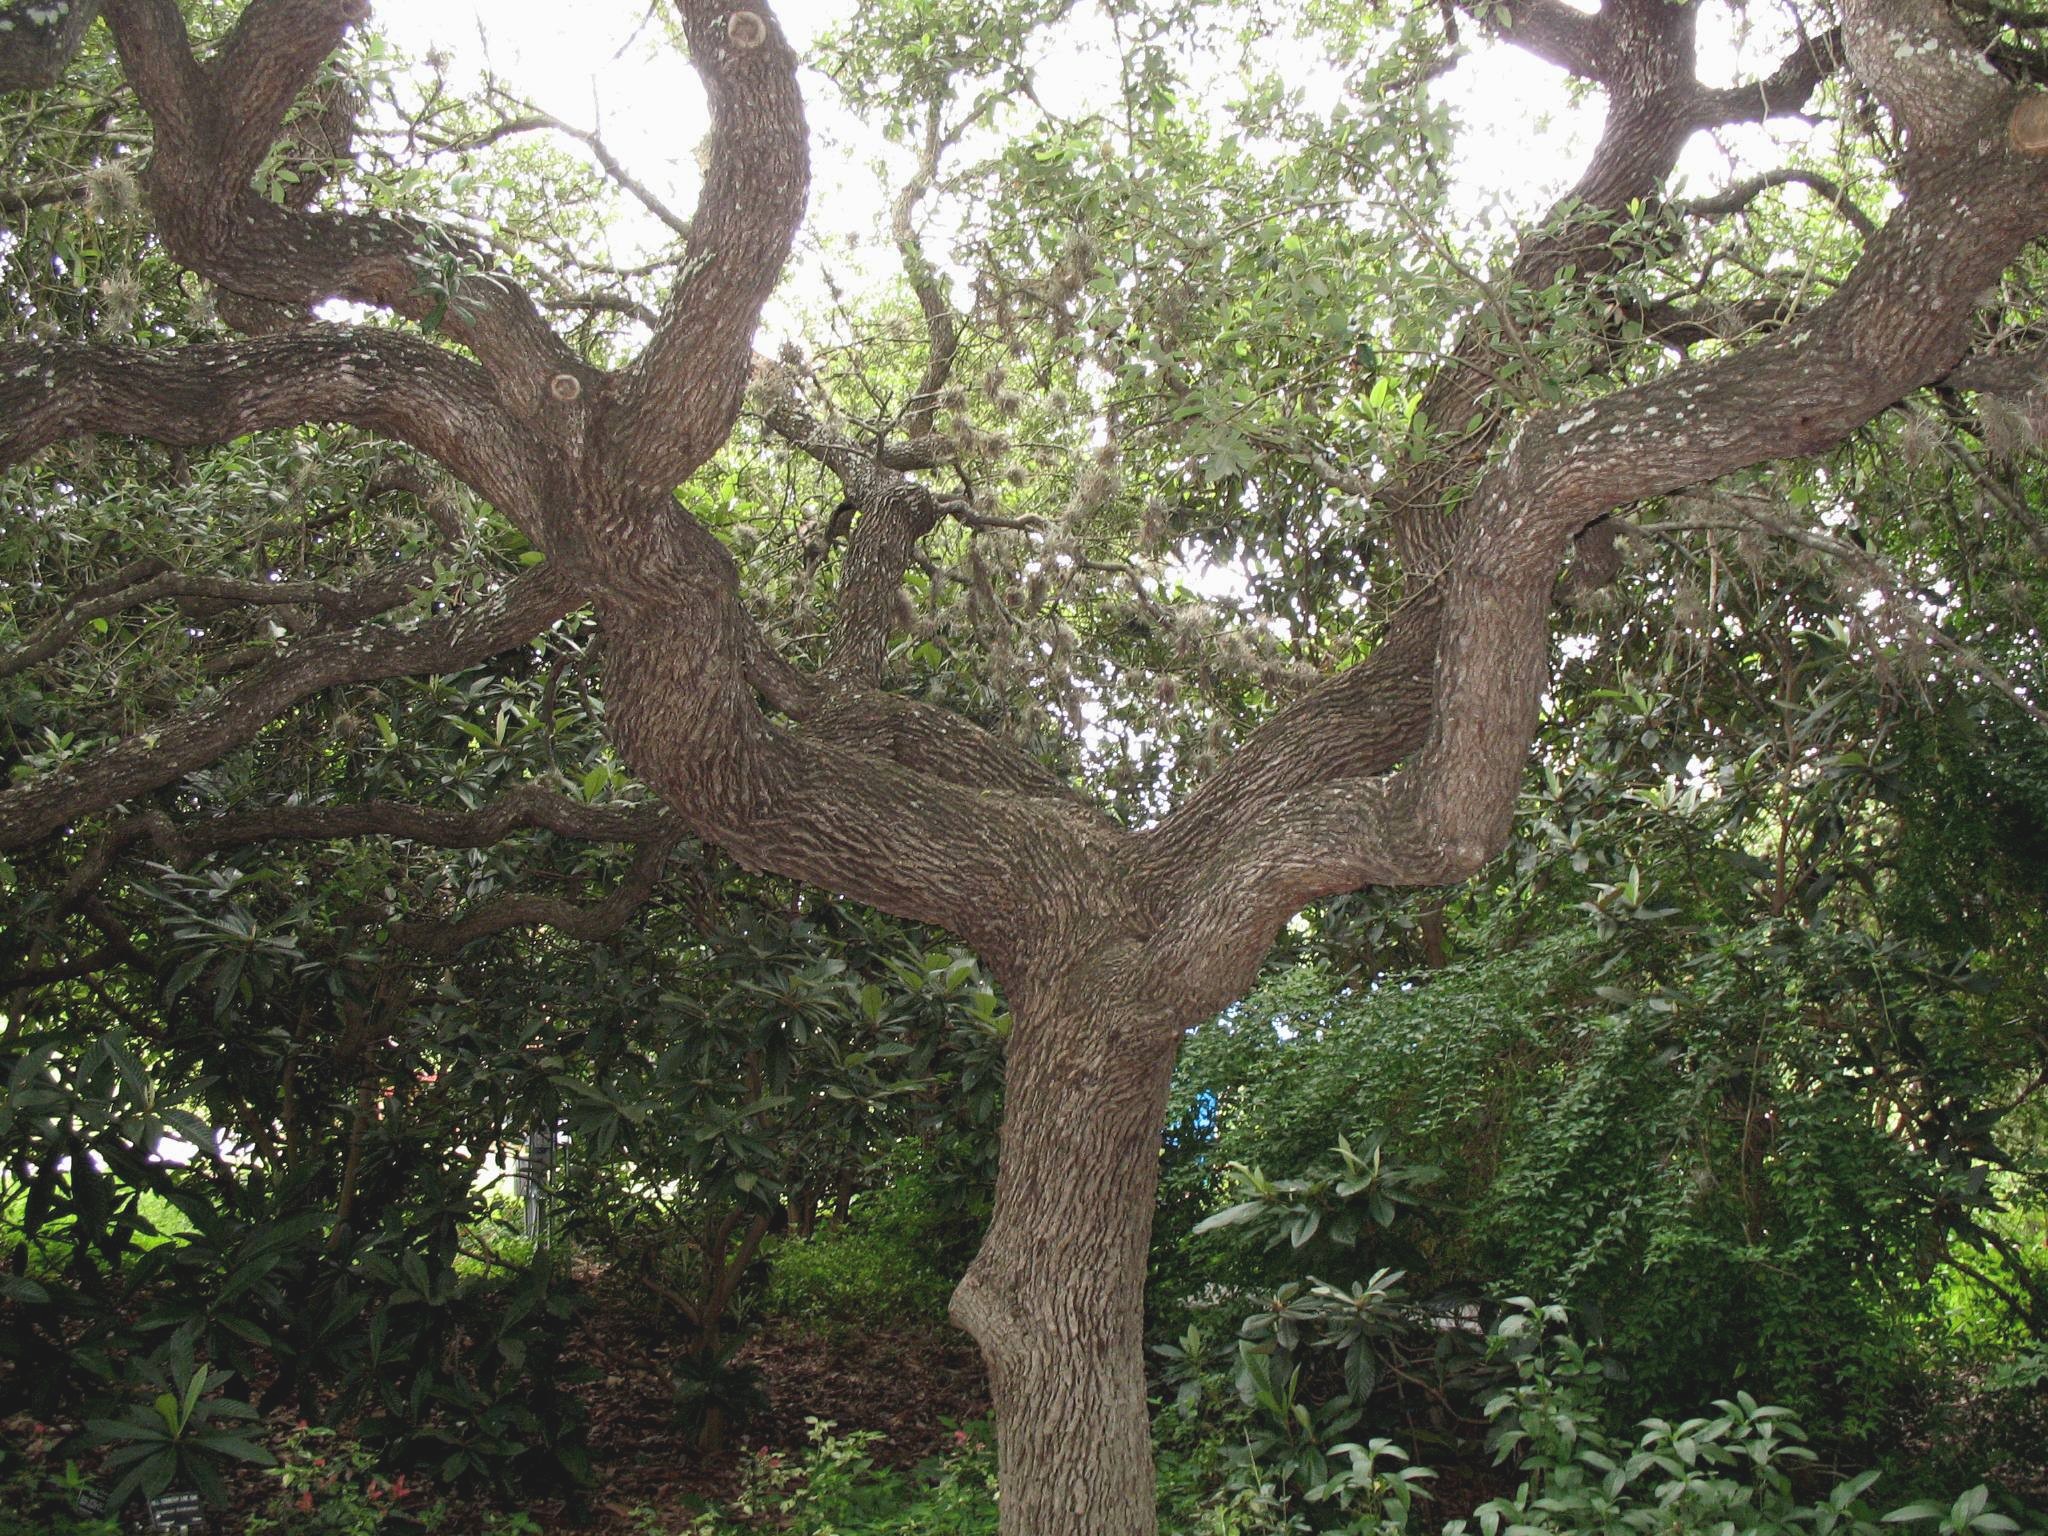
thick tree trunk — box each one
[950,962,1185,1536]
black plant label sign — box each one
[148,1489,204,1532]
[73,1484,107,1517]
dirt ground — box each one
[559,1269,991,1530]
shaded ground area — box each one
[7,1271,2046,1533]
[0,1266,991,1534]
[566,1269,990,1529]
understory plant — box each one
[1160,1290,2047,1536]
[0,1456,122,1536]
[683,1418,998,1535]
[82,1326,275,1510]
[245,1423,442,1534]
[1446,1301,2042,1536]
[1156,1134,1475,1531]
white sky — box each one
[371,0,1611,258]
[368,0,1806,306]
[375,0,869,256]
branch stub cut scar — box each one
[549,373,583,402]
[726,10,768,49]
[2011,93,2048,156]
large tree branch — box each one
[1163,0,1841,908]
[599,579,1126,967]
[756,384,956,685]
[0,565,583,851]
[1842,0,2007,156]
[662,382,1100,805]
[1152,0,1715,878]
[1393,3,1843,577]
[1137,594,1442,875]
[1942,344,2048,395]
[603,0,809,491]
[101,0,583,414]
[0,0,103,89]
[798,687,1095,805]
[0,331,545,529]
[1148,19,2048,989]
[1692,26,1841,127]
[44,787,678,924]
[208,0,369,197]
[1472,0,1605,80]
[1389,0,1706,574]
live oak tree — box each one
[5,0,2048,1530]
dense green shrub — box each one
[1159,922,2032,1443]
[765,1223,958,1328]
[1156,1301,2047,1536]
[765,1149,989,1328]
[1443,1303,2043,1536]
[1153,943,1579,1337]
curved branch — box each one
[206,0,370,195]
[0,180,87,217]
[599,580,1123,968]
[757,381,899,503]
[0,564,583,852]
[1473,0,1605,80]
[1389,0,1707,574]
[1,952,122,992]
[1152,71,2048,980]
[7,558,173,658]
[102,0,582,413]
[38,790,681,969]
[604,0,810,490]
[1624,293,1794,351]
[715,581,1084,807]
[1165,0,1716,873]
[1693,27,1842,126]
[392,834,686,955]
[1681,166,1876,239]
[1138,594,1441,874]
[800,687,1093,805]
[0,331,545,530]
